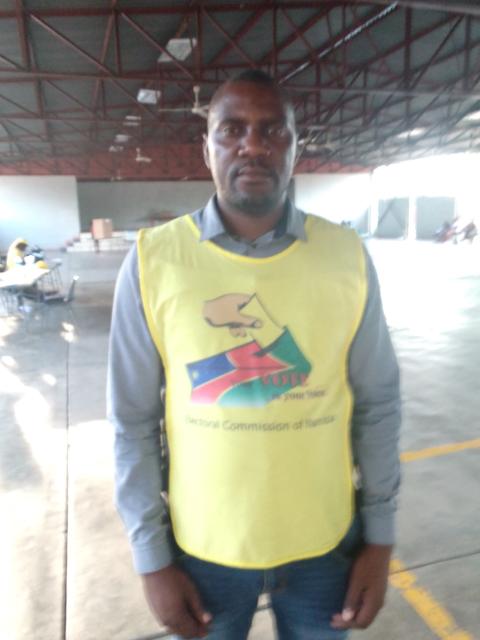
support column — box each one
[407,193,417,239]
[369,172,379,236]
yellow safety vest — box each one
[6,247,24,270]
[138,213,367,568]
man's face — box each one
[203,82,297,217]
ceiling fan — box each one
[135,147,152,163]
[298,127,337,155]
[156,85,208,119]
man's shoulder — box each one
[304,212,357,238]
[138,214,193,243]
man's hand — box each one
[142,565,212,639]
[203,293,262,337]
[331,544,392,630]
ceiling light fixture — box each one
[397,128,425,139]
[463,110,480,122]
[124,115,141,127]
[137,89,161,105]
[135,147,152,164]
[158,38,197,63]
[114,134,130,143]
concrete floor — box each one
[0,240,479,640]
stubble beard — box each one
[226,175,284,218]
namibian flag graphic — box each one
[187,328,311,407]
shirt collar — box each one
[199,195,307,242]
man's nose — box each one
[238,128,271,157]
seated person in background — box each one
[6,238,28,269]
[461,220,478,243]
[434,220,454,242]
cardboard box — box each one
[91,218,113,239]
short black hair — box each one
[229,69,278,86]
[208,69,295,126]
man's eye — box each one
[221,125,241,136]
[266,125,288,138]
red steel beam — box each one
[345,12,468,85]
[403,7,413,127]
[325,85,465,164]
[0,113,119,158]
[349,4,395,81]
[202,8,257,69]
[404,8,412,89]
[280,4,398,83]
[15,0,30,68]
[2,2,471,171]
[292,13,461,128]
[295,62,470,153]
[29,14,157,120]
[195,7,202,77]
[335,109,474,167]
[90,0,119,144]
[4,41,480,124]
[258,7,332,67]
[0,126,121,143]
[280,8,318,68]
[272,6,277,76]
[3,1,477,19]
[0,53,21,69]
[310,92,446,158]
[92,1,118,112]
[14,0,52,154]
[361,15,465,128]
[0,91,38,117]
[463,16,472,91]
[114,10,122,74]
[361,1,480,18]
[0,3,355,20]
[47,81,97,116]
[410,15,464,88]
[4,76,480,128]
[120,13,194,79]
[208,8,267,68]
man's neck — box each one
[217,198,286,241]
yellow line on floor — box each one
[390,559,473,639]
[401,438,480,463]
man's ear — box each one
[202,133,210,170]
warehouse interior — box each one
[1,2,479,639]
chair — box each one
[39,260,63,296]
[43,275,79,304]
[0,286,17,315]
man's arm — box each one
[107,246,211,638]
[350,248,401,547]
[332,247,401,630]
[107,245,174,573]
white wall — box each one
[0,176,80,252]
[78,180,215,231]
[294,173,372,224]
[372,153,480,225]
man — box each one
[108,70,400,640]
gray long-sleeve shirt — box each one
[107,197,401,575]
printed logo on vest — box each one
[186,293,312,407]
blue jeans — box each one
[173,516,362,640]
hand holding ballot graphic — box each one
[191,293,312,407]
[203,293,285,345]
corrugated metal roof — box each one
[1,0,480,176]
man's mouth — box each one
[235,166,274,182]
